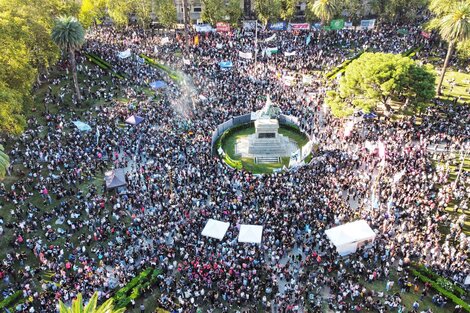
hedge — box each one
[0,291,22,309]
[112,268,162,309]
[325,51,365,80]
[410,269,470,312]
[402,46,423,58]
[411,263,467,297]
[139,54,184,83]
[85,53,126,79]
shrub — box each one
[410,269,470,312]
[0,291,22,309]
[412,263,467,297]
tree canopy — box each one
[326,52,436,117]
[0,0,77,136]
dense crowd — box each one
[0,20,469,313]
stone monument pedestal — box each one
[235,118,298,163]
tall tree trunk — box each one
[437,41,454,96]
[69,49,81,104]
[182,0,189,51]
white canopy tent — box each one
[201,219,230,240]
[238,225,263,244]
[325,220,376,256]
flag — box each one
[239,51,253,59]
[306,33,311,45]
[421,31,431,39]
[378,141,386,159]
[194,35,199,45]
[330,19,345,30]
[284,51,296,57]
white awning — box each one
[238,224,263,244]
[201,219,230,240]
[325,220,376,256]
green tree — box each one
[254,0,282,25]
[308,0,339,24]
[326,52,436,117]
[0,29,36,94]
[202,0,226,24]
[107,0,133,27]
[0,144,10,179]
[51,16,85,103]
[59,293,125,313]
[429,1,470,95]
[133,0,153,29]
[342,0,363,22]
[280,0,299,21]
[226,0,243,25]
[369,0,427,22]
[79,0,108,28]
[155,0,178,28]
[0,2,60,79]
[0,83,26,136]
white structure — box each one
[238,224,263,243]
[325,220,376,256]
[236,118,298,163]
[201,219,230,240]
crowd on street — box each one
[0,19,469,313]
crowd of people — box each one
[0,18,469,313]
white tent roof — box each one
[201,219,230,240]
[238,224,263,244]
[325,220,376,247]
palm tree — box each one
[51,16,85,103]
[309,0,339,24]
[59,292,125,313]
[0,145,10,179]
[433,1,470,95]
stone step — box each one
[255,156,281,164]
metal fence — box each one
[211,113,312,156]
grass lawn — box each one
[438,70,470,105]
[362,276,453,313]
[433,155,470,236]
[220,124,310,174]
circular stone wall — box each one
[216,122,311,174]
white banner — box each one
[282,75,295,86]
[239,51,253,59]
[264,34,276,42]
[194,24,214,32]
[302,75,313,85]
[161,37,170,45]
[301,140,314,159]
[216,43,223,49]
[117,49,132,59]
[242,20,257,30]
[284,51,296,57]
[183,58,191,65]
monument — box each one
[235,96,298,164]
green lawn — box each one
[362,276,453,313]
[219,124,309,174]
[438,70,470,105]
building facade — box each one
[174,0,308,23]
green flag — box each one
[323,25,332,31]
[397,28,408,35]
[330,19,345,30]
